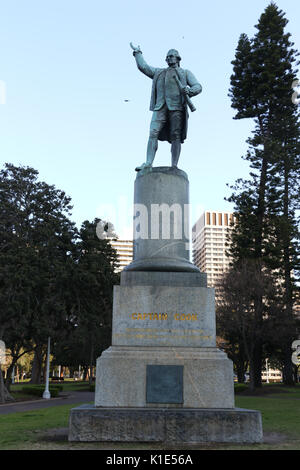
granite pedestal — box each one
[69,168,263,443]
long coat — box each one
[134,52,202,143]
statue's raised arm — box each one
[130,42,157,79]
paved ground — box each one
[0,391,94,415]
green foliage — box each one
[47,384,64,392]
[228,2,300,266]
[0,163,77,377]
[234,383,248,394]
[51,219,119,370]
[229,3,299,123]
[0,163,119,386]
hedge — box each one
[21,386,60,398]
[234,383,248,394]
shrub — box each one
[47,384,64,392]
[234,383,248,394]
[21,386,60,398]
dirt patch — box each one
[36,428,286,451]
[11,427,299,450]
[263,432,289,444]
[39,427,69,442]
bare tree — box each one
[216,259,277,391]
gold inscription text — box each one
[131,313,199,321]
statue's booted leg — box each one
[135,135,157,171]
[171,139,181,168]
[135,108,167,172]
[170,110,184,168]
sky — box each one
[0,0,300,238]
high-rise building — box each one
[192,210,234,291]
[110,239,133,272]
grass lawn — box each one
[0,403,78,449]
[233,394,300,450]
[0,384,299,450]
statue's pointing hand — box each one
[130,42,142,56]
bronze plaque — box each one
[146,365,183,404]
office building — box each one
[192,210,234,291]
[110,239,133,272]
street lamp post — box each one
[43,337,51,400]
[266,358,269,384]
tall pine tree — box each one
[227,3,300,386]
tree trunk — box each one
[5,356,19,392]
[282,346,295,386]
[249,343,262,391]
[253,343,262,388]
[281,163,295,387]
[249,358,256,392]
[0,367,14,403]
[89,341,94,385]
[83,366,89,381]
[5,363,14,392]
[30,345,43,384]
[254,155,268,259]
[293,365,299,383]
[236,361,247,383]
[252,285,265,390]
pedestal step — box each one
[69,406,263,443]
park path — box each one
[0,391,94,415]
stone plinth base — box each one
[68,405,263,443]
[112,285,216,348]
